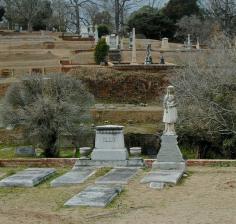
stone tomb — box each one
[91,125,129,161]
[95,167,138,184]
[51,167,96,187]
[0,168,56,187]
[64,185,123,207]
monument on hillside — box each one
[187,34,191,49]
[91,125,128,161]
[131,28,138,65]
[94,25,99,44]
[152,86,185,170]
[144,44,153,65]
[161,38,169,50]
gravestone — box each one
[94,25,99,44]
[106,34,119,50]
[131,28,138,65]
[51,167,96,187]
[161,38,169,50]
[15,146,36,157]
[129,31,133,49]
[95,167,138,184]
[187,34,191,49]
[91,125,129,161]
[0,168,56,187]
[81,26,89,38]
[64,185,123,207]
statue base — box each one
[152,135,186,171]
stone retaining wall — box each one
[0,159,236,168]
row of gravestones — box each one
[0,166,139,207]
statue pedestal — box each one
[152,135,186,171]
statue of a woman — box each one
[163,86,178,135]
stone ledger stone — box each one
[64,185,123,207]
[0,168,56,187]
[91,125,128,161]
[51,167,96,187]
[95,168,138,184]
[141,170,184,185]
[152,135,186,170]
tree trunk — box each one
[75,4,80,34]
[115,0,120,34]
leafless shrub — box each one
[2,73,94,157]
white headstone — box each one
[187,34,191,49]
[106,34,119,50]
[131,28,138,65]
[196,38,200,50]
[81,25,89,38]
[161,38,169,50]
[94,25,99,44]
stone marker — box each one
[0,172,5,178]
[51,167,96,187]
[0,168,56,187]
[144,44,153,65]
[141,170,184,185]
[131,28,138,65]
[91,125,129,161]
[150,182,165,189]
[15,146,36,157]
[95,168,138,184]
[161,38,169,50]
[64,185,123,207]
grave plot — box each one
[64,185,123,207]
[51,167,96,187]
[0,168,56,187]
[95,167,138,184]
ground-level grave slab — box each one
[95,167,138,184]
[141,170,184,185]
[51,167,96,187]
[0,168,56,187]
[64,185,123,207]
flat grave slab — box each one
[51,167,96,187]
[141,170,184,185]
[64,185,123,207]
[95,167,138,184]
[0,168,56,187]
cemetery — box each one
[0,0,236,224]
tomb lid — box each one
[96,125,124,130]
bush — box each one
[94,38,109,65]
[97,24,110,38]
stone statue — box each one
[144,44,153,65]
[163,86,177,135]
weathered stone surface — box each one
[141,170,184,185]
[91,125,129,161]
[0,168,56,187]
[15,146,36,157]
[152,135,186,170]
[73,158,144,168]
[95,168,138,184]
[150,182,165,189]
[51,167,96,187]
[64,185,123,207]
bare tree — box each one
[205,0,236,36]
[65,0,97,34]
[4,0,43,31]
[2,74,94,157]
[172,37,236,158]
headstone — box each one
[88,25,94,37]
[131,28,138,65]
[51,167,96,187]
[160,55,165,64]
[128,32,133,49]
[91,125,129,161]
[64,185,123,207]
[95,168,138,184]
[0,168,56,187]
[81,26,89,38]
[161,38,169,50]
[15,146,36,157]
[94,25,99,44]
[187,34,191,49]
[196,38,200,50]
[144,44,153,65]
[150,182,165,189]
[106,34,119,50]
